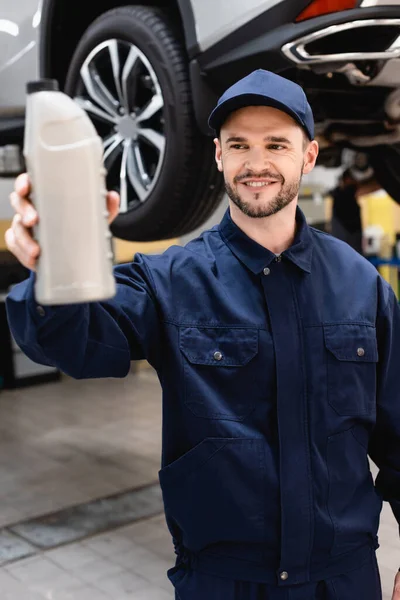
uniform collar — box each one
[218,206,313,274]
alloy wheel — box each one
[74,39,166,213]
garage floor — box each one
[0,368,398,599]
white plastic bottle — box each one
[24,78,116,305]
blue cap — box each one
[208,69,314,140]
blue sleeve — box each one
[369,278,400,527]
[5,254,163,379]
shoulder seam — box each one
[140,255,159,300]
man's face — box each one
[214,106,318,219]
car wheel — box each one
[64,6,224,242]
[368,144,400,205]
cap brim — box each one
[208,93,311,139]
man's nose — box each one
[245,147,270,171]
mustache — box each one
[234,171,284,184]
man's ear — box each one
[214,138,223,172]
[302,139,319,175]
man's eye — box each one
[269,144,284,151]
[230,144,247,150]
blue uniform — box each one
[6,208,400,597]
[171,552,381,598]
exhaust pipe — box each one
[282,19,400,65]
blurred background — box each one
[1,1,400,598]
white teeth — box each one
[245,181,270,187]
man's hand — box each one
[4,172,120,272]
[392,570,400,599]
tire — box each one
[368,144,400,205]
[64,5,224,242]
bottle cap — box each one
[27,79,59,94]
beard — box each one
[225,167,303,219]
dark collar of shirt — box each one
[218,206,314,275]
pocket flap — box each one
[323,324,378,362]
[159,438,227,483]
[180,327,258,366]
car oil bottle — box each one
[24,78,116,305]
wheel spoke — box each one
[127,143,148,202]
[138,128,166,154]
[119,140,130,213]
[107,39,126,110]
[75,97,118,124]
[80,60,119,118]
[103,133,124,165]
[92,66,120,113]
[133,142,151,187]
[121,45,141,112]
[136,92,164,123]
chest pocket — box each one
[180,327,259,421]
[324,324,378,417]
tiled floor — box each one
[0,514,175,599]
[0,367,162,527]
[0,368,399,599]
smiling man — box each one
[5,70,400,600]
[216,108,312,221]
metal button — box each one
[263,267,271,276]
[213,351,223,361]
[357,347,365,357]
[280,571,289,581]
[36,306,45,317]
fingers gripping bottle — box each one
[24,78,116,305]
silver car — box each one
[1,0,400,241]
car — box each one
[1,0,400,241]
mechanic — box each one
[330,168,381,255]
[4,69,400,600]
[330,169,364,254]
